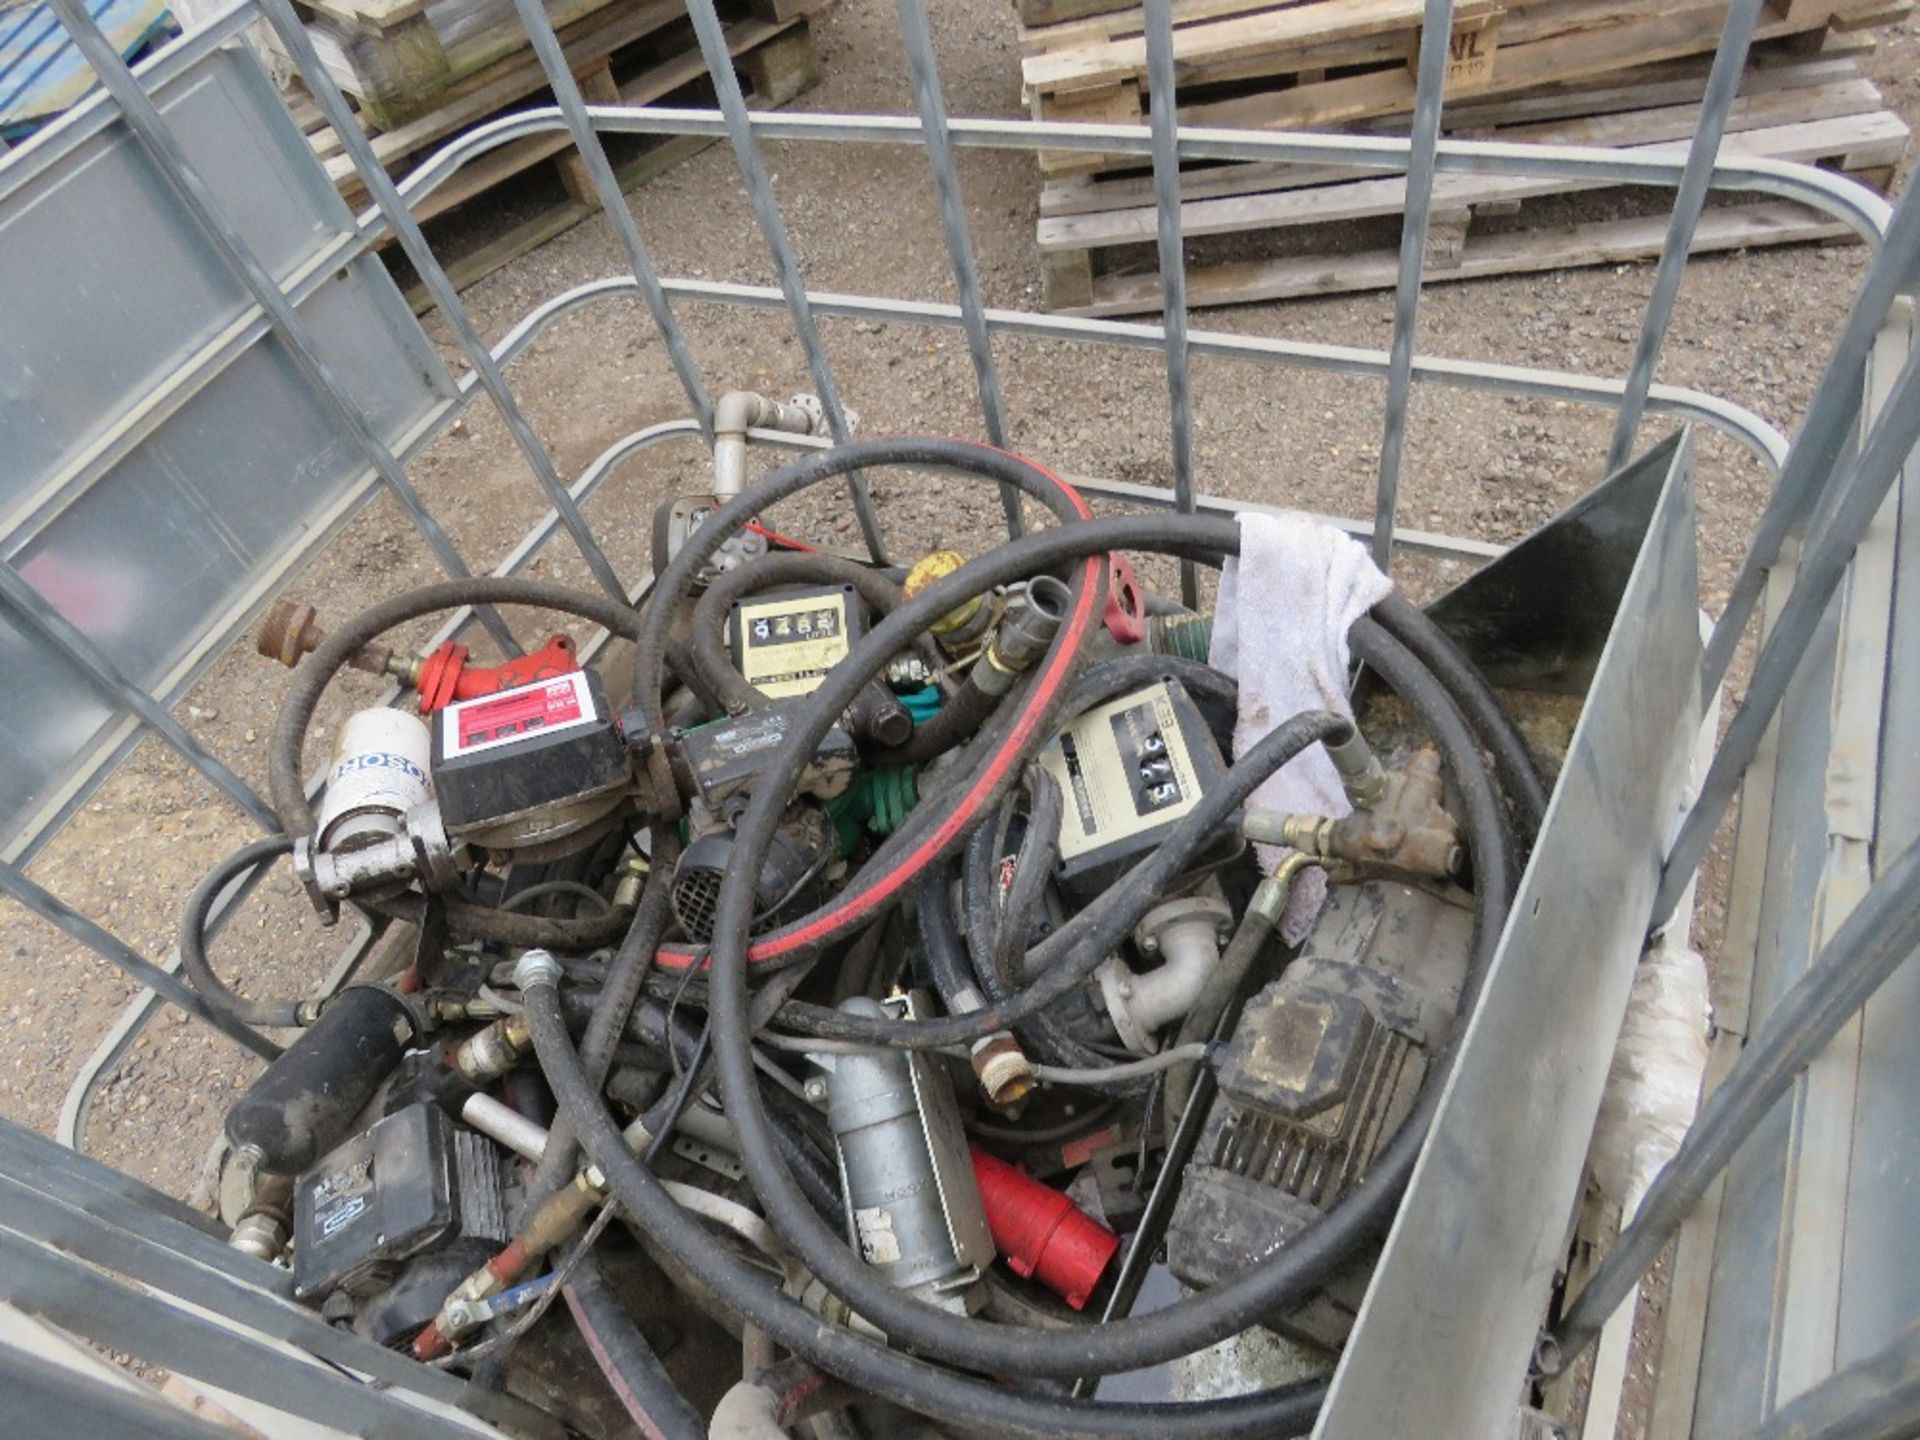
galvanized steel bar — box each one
[503,0,713,443]
[384,106,1894,243]
[1603,0,1764,473]
[1737,1318,1920,1440]
[494,273,1793,471]
[0,1341,233,1440]
[0,564,277,834]
[1554,839,1920,1370]
[0,861,279,1061]
[0,1226,507,1440]
[1702,185,1920,695]
[680,0,889,564]
[38,0,521,656]
[255,0,631,606]
[1370,0,1454,572]
[894,0,1021,538]
[1141,0,1199,607]
[1654,337,1920,926]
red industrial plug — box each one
[413,634,579,713]
[971,1145,1120,1310]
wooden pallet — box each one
[1037,48,1909,313]
[273,0,810,127]
[1018,0,1908,175]
[287,0,828,300]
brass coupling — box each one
[1243,747,1463,883]
[452,1012,533,1086]
[968,1033,1036,1111]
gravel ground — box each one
[3,0,1914,1415]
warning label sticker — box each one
[443,671,596,756]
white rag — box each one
[1209,513,1393,943]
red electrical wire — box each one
[744,519,816,552]
[653,448,1099,972]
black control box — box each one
[292,1103,507,1300]
[677,697,858,809]
[431,669,629,834]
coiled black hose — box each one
[522,820,680,1212]
[695,508,1518,1385]
[525,977,1325,1440]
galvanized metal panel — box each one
[0,41,450,854]
[1314,432,1703,1439]
[1832,313,1920,1373]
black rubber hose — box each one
[957,775,1120,1083]
[1371,591,1550,844]
[268,576,641,839]
[650,514,1253,974]
[558,990,840,1217]
[772,707,1350,1053]
[688,552,906,714]
[705,591,1516,1377]
[875,677,1001,767]
[180,835,301,1032]
[562,1256,704,1440]
[367,889,634,952]
[523,821,679,1211]
[524,978,1323,1439]
[915,866,983,1013]
[627,439,1101,741]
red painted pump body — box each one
[1102,552,1147,645]
[416,634,579,713]
[971,1145,1119,1310]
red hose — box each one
[652,450,1099,972]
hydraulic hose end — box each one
[1324,726,1390,809]
[969,1033,1036,1111]
[512,949,564,993]
[977,577,1068,698]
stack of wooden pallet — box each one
[275,0,829,297]
[1019,0,1912,314]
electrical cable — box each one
[1030,1045,1210,1087]
[499,879,614,915]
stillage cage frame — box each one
[1,0,1918,1435]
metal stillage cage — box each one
[0,0,1916,1435]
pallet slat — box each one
[1021,0,1910,315]
[1039,87,1902,252]
[290,2,828,300]
[1069,199,1852,315]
